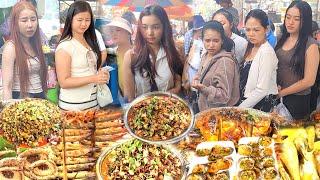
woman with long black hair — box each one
[276,0,319,120]
[55,1,109,110]
[238,9,278,112]
[212,9,248,64]
[122,5,183,102]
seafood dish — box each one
[237,137,279,179]
[125,92,193,143]
[187,171,229,180]
[238,144,252,156]
[177,107,278,150]
[239,157,255,170]
[97,139,185,180]
[188,141,236,179]
[207,158,233,174]
[0,99,62,146]
[238,170,256,180]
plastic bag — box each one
[273,97,293,121]
[97,84,113,107]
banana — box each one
[294,137,308,160]
[281,138,300,180]
[306,126,315,151]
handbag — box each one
[253,94,278,112]
[97,84,113,107]
[191,57,220,113]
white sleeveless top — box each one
[134,47,174,97]
[12,56,43,93]
[56,38,98,111]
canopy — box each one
[101,0,192,12]
[165,5,193,21]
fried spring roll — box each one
[58,163,95,172]
[95,133,127,142]
[64,134,92,142]
[58,171,96,179]
[64,129,92,136]
[64,148,99,157]
[95,111,122,122]
[95,127,127,136]
[55,157,96,165]
[95,120,124,129]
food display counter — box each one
[0,93,319,180]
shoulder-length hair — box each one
[244,9,269,59]
[202,20,234,52]
[10,1,47,97]
[131,5,183,90]
[59,0,101,69]
[275,0,313,78]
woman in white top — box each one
[55,1,109,110]
[212,9,248,64]
[2,1,47,100]
[122,5,183,102]
[238,9,278,112]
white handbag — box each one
[273,97,293,121]
[97,84,113,107]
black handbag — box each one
[191,57,219,114]
[253,94,278,112]
[189,90,200,114]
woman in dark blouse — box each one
[275,1,319,120]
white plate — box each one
[187,141,237,178]
[237,137,280,180]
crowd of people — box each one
[1,0,319,121]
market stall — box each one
[0,92,319,179]
[0,92,320,180]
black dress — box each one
[239,61,252,101]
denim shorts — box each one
[12,91,46,99]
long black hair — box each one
[202,20,234,52]
[131,4,183,91]
[244,9,269,59]
[212,8,239,35]
[275,0,313,78]
[59,1,101,69]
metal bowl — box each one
[124,91,195,145]
[96,138,187,180]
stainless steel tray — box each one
[124,91,195,145]
[96,138,187,180]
